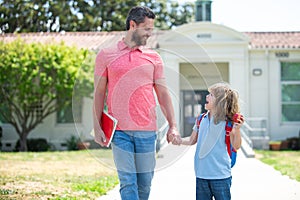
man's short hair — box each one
[125,6,156,30]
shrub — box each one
[65,135,79,150]
[14,138,50,152]
[286,137,300,150]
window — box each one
[281,62,300,122]
[0,105,9,123]
[57,98,82,124]
[0,99,43,124]
[0,84,10,123]
[205,3,211,21]
[30,99,43,121]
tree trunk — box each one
[19,133,28,152]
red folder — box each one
[101,111,118,147]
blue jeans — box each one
[196,177,232,200]
[112,130,156,200]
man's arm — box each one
[93,75,108,146]
[154,79,180,144]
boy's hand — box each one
[166,126,181,145]
[172,135,182,145]
[233,113,244,130]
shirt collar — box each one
[204,111,209,118]
[118,39,144,53]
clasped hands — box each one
[166,126,182,145]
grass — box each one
[0,149,119,200]
[255,150,300,182]
[1,149,299,199]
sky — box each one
[179,0,300,32]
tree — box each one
[0,39,94,151]
[0,0,85,32]
[0,0,194,33]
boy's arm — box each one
[230,115,244,150]
[181,130,198,145]
[230,127,242,150]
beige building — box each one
[1,3,300,151]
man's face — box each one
[131,17,154,46]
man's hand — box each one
[94,127,107,147]
[166,126,182,145]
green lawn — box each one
[255,150,300,182]
[0,150,119,200]
[2,149,299,199]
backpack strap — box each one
[225,121,234,156]
[225,120,238,155]
[196,112,207,132]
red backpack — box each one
[196,113,237,168]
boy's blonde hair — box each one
[208,82,240,124]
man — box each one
[93,6,179,200]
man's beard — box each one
[132,30,147,46]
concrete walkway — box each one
[98,145,300,200]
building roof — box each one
[244,32,300,49]
[1,30,300,50]
[0,31,163,51]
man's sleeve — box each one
[94,50,108,77]
[153,53,165,81]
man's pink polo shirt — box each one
[95,40,165,131]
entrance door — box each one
[181,90,209,137]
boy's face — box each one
[131,17,154,46]
[205,92,215,111]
